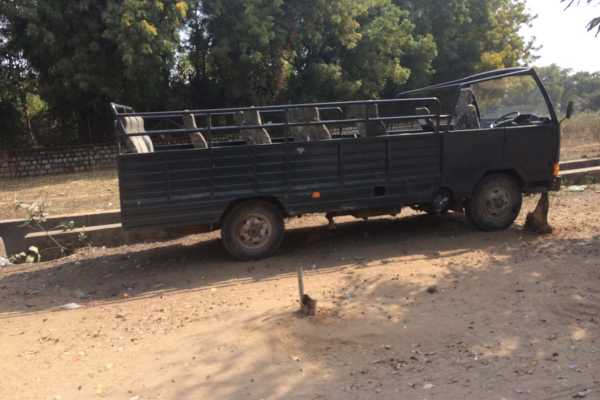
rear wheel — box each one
[466,174,522,231]
[221,201,285,261]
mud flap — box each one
[524,192,553,234]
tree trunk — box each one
[19,88,38,147]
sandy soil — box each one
[1,189,600,400]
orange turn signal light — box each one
[553,162,560,177]
[311,192,321,199]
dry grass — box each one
[0,169,119,220]
[561,112,600,160]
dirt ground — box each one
[1,188,600,400]
[0,169,119,220]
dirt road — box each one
[1,190,600,400]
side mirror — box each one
[565,101,575,120]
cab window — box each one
[470,75,552,129]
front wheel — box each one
[466,174,522,231]
[221,201,285,261]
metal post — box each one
[207,113,212,148]
[285,106,290,139]
[297,266,305,307]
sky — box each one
[522,0,600,72]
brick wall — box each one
[0,143,117,179]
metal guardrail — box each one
[560,158,600,172]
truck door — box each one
[472,74,558,186]
[443,73,559,196]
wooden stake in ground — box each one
[297,267,317,316]
[297,266,305,305]
[525,192,553,234]
[0,236,6,258]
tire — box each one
[221,201,285,261]
[466,174,522,231]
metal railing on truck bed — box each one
[110,98,449,153]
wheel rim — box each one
[237,213,272,249]
[483,186,513,219]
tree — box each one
[188,0,289,106]
[285,0,437,101]
[103,0,191,108]
[185,0,436,105]
[562,0,600,35]
[1,0,189,145]
[535,64,573,113]
[395,0,535,82]
[536,64,600,113]
[0,14,40,147]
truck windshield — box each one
[470,74,552,128]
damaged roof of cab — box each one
[397,67,534,97]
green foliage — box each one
[537,64,600,114]
[396,0,535,81]
[285,0,437,101]
[103,0,189,106]
[0,14,38,148]
[196,0,288,105]
[183,0,437,105]
[1,0,188,146]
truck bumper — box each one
[524,177,561,194]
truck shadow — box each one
[0,211,593,316]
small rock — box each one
[567,185,587,192]
[423,383,435,390]
[60,303,83,310]
[426,286,438,294]
[292,356,301,362]
[95,384,104,395]
[0,256,11,267]
[383,345,392,350]
[573,389,591,398]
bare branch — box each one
[561,0,600,35]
